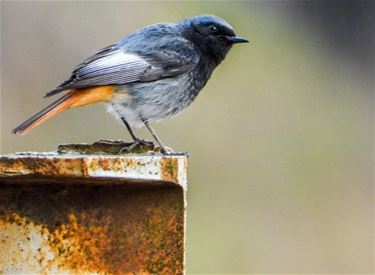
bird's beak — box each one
[226,36,249,44]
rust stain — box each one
[96,158,111,171]
[48,213,112,273]
[0,183,184,274]
[160,158,179,183]
[0,213,110,274]
[88,158,142,174]
[0,157,84,177]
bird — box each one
[12,14,248,154]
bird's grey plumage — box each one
[31,14,248,153]
[45,24,200,97]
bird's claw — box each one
[157,145,175,155]
[119,138,154,153]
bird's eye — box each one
[208,24,218,33]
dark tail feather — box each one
[12,93,71,135]
[44,87,65,98]
[44,77,74,98]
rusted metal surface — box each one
[0,142,187,274]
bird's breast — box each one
[112,70,206,121]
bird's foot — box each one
[159,145,171,155]
[119,138,154,153]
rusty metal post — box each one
[0,142,187,274]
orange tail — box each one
[12,86,114,135]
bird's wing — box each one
[45,41,199,97]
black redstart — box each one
[12,14,248,153]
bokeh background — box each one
[1,1,374,274]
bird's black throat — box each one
[182,26,232,66]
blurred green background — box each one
[1,1,374,274]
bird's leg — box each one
[121,117,137,141]
[119,117,154,152]
[142,119,169,154]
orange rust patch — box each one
[0,183,184,274]
[96,158,111,171]
[0,157,84,177]
[88,158,146,174]
[0,213,111,274]
[160,158,179,183]
[49,214,111,273]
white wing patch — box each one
[68,52,154,87]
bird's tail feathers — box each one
[12,86,115,135]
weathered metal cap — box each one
[0,142,188,274]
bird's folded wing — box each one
[45,41,199,97]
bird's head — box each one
[179,15,248,65]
